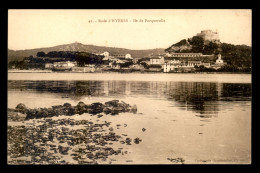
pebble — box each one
[134,137,142,144]
[8,100,141,165]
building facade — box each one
[71,66,95,73]
[211,54,226,69]
[112,54,132,59]
[102,51,109,57]
[163,62,195,73]
[163,59,212,73]
[187,61,202,67]
[150,56,164,65]
[196,30,220,43]
[45,63,54,69]
[125,54,132,59]
[53,61,76,68]
[164,62,182,72]
[45,61,76,69]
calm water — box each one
[8,73,251,164]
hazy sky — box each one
[8,9,252,50]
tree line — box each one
[8,51,105,69]
[8,51,136,69]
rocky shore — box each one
[11,100,137,121]
[7,100,141,165]
[8,100,185,164]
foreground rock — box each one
[167,157,185,164]
[8,108,27,121]
[8,118,142,164]
[16,103,27,114]
[14,100,138,120]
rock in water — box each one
[131,105,137,114]
[97,114,103,118]
[103,107,112,114]
[76,101,87,114]
[119,101,130,111]
[22,100,137,120]
[77,101,86,108]
[111,107,120,115]
[125,138,132,145]
[105,100,119,107]
[89,102,104,114]
[67,107,76,116]
[63,103,72,107]
[15,103,27,113]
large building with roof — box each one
[196,30,220,44]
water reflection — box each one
[8,80,251,117]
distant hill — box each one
[8,42,165,62]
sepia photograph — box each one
[7,9,252,164]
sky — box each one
[8,9,252,50]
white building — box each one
[168,59,181,64]
[71,66,95,73]
[125,54,132,59]
[211,54,225,69]
[45,63,54,69]
[187,61,202,67]
[96,51,109,57]
[53,61,76,68]
[216,54,224,64]
[163,60,211,73]
[164,62,183,72]
[129,64,144,70]
[103,51,109,57]
[150,56,164,65]
[112,53,132,59]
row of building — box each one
[44,52,133,72]
[146,53,225,72]
[44,51,225,73]
[45,62,96,72]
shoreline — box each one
[8,69,251,74]
[8,72,251,83]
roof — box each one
[168,63,182,65]
[170,53,202,55]
[188,61,201,63]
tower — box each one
[216,54,223,64]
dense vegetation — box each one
[165,36,252,72]
[166,36,220,54]
[119,61,133,68]
[148,64,162,69]
[8,51,105,69]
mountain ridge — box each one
[8,42,165,62]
